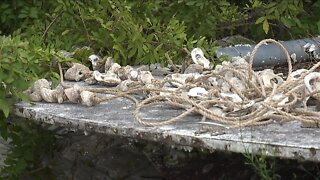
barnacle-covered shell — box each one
[24,79,51,102]
[93,71,121,86]
[229,77,246,93]
[117,65,133,80]
[84,76,97,85]
[40,85,64,103]
[118,80,131,92]
[191,48,210,69]
[230,57,248,66]
[290,69,307,80]
[104,57,114,72]
[80,91,101,107]
[64,84,81,103]
[151,79,162,88]
[40,88,58,103]
[259,69,283,89]
[166,73,200,88]
[108,63,121,74]
[28,92,43,102]
[64,63,91,81]
[117,79,142,92]
[219,81,231,93]
[304,72,320,100]
[88,54,105,72]
[53,84,65,104]
[138,71,154,85]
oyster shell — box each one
[88,54,105,72]
[80,91,101,107]
[304,72,320,98]
[130,70,139,81]
[64,84,81,103]
[93,71,121,86]
[24,79,51,102]
[184,64,203,74]
[117,65,133,80]
[259,69,283,89]
[104,57,114,72]
[108,63,121,74]
[187,87,208,98]
[230,57,248,66]
[84,76,97,85]
[191,48,210,69]
[166,73,201,87]
[40,85,65,103]
[64,63,91,81]
[138,71,154,85]
[290,69,307,80]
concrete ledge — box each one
[13,94,320,162]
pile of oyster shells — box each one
[25,46,320,127]
[25,48,216,106]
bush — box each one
[1,0,318,67]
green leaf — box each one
[281,17,292,28]
[263,19,269,34]
[61,29,70,36]
[252,0,261,8]
[255,17,265,24]
[0,98,10,117]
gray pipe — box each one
[215,36,320,67]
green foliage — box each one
[1,0,318,67]
[0,35,55,117]
[0,119,56,179]
[244,152,279,180]
[251,0,306,35]
[0,35,57,179]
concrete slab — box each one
[13,86,320,162]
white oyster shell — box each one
[304,72,320,94]
[166,73,201,87]
[259,69,283,89]
[187,87,208,97]
[88,54,105,72]
[138,71,154,85]
[93,71,121,86]
[191,48,210,69]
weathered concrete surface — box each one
[13,95,320,162]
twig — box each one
[183,48,191,55]
[165,52,180,72]
[77,5,91,44]
[42,11,64,43]
[28,164,49,174]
